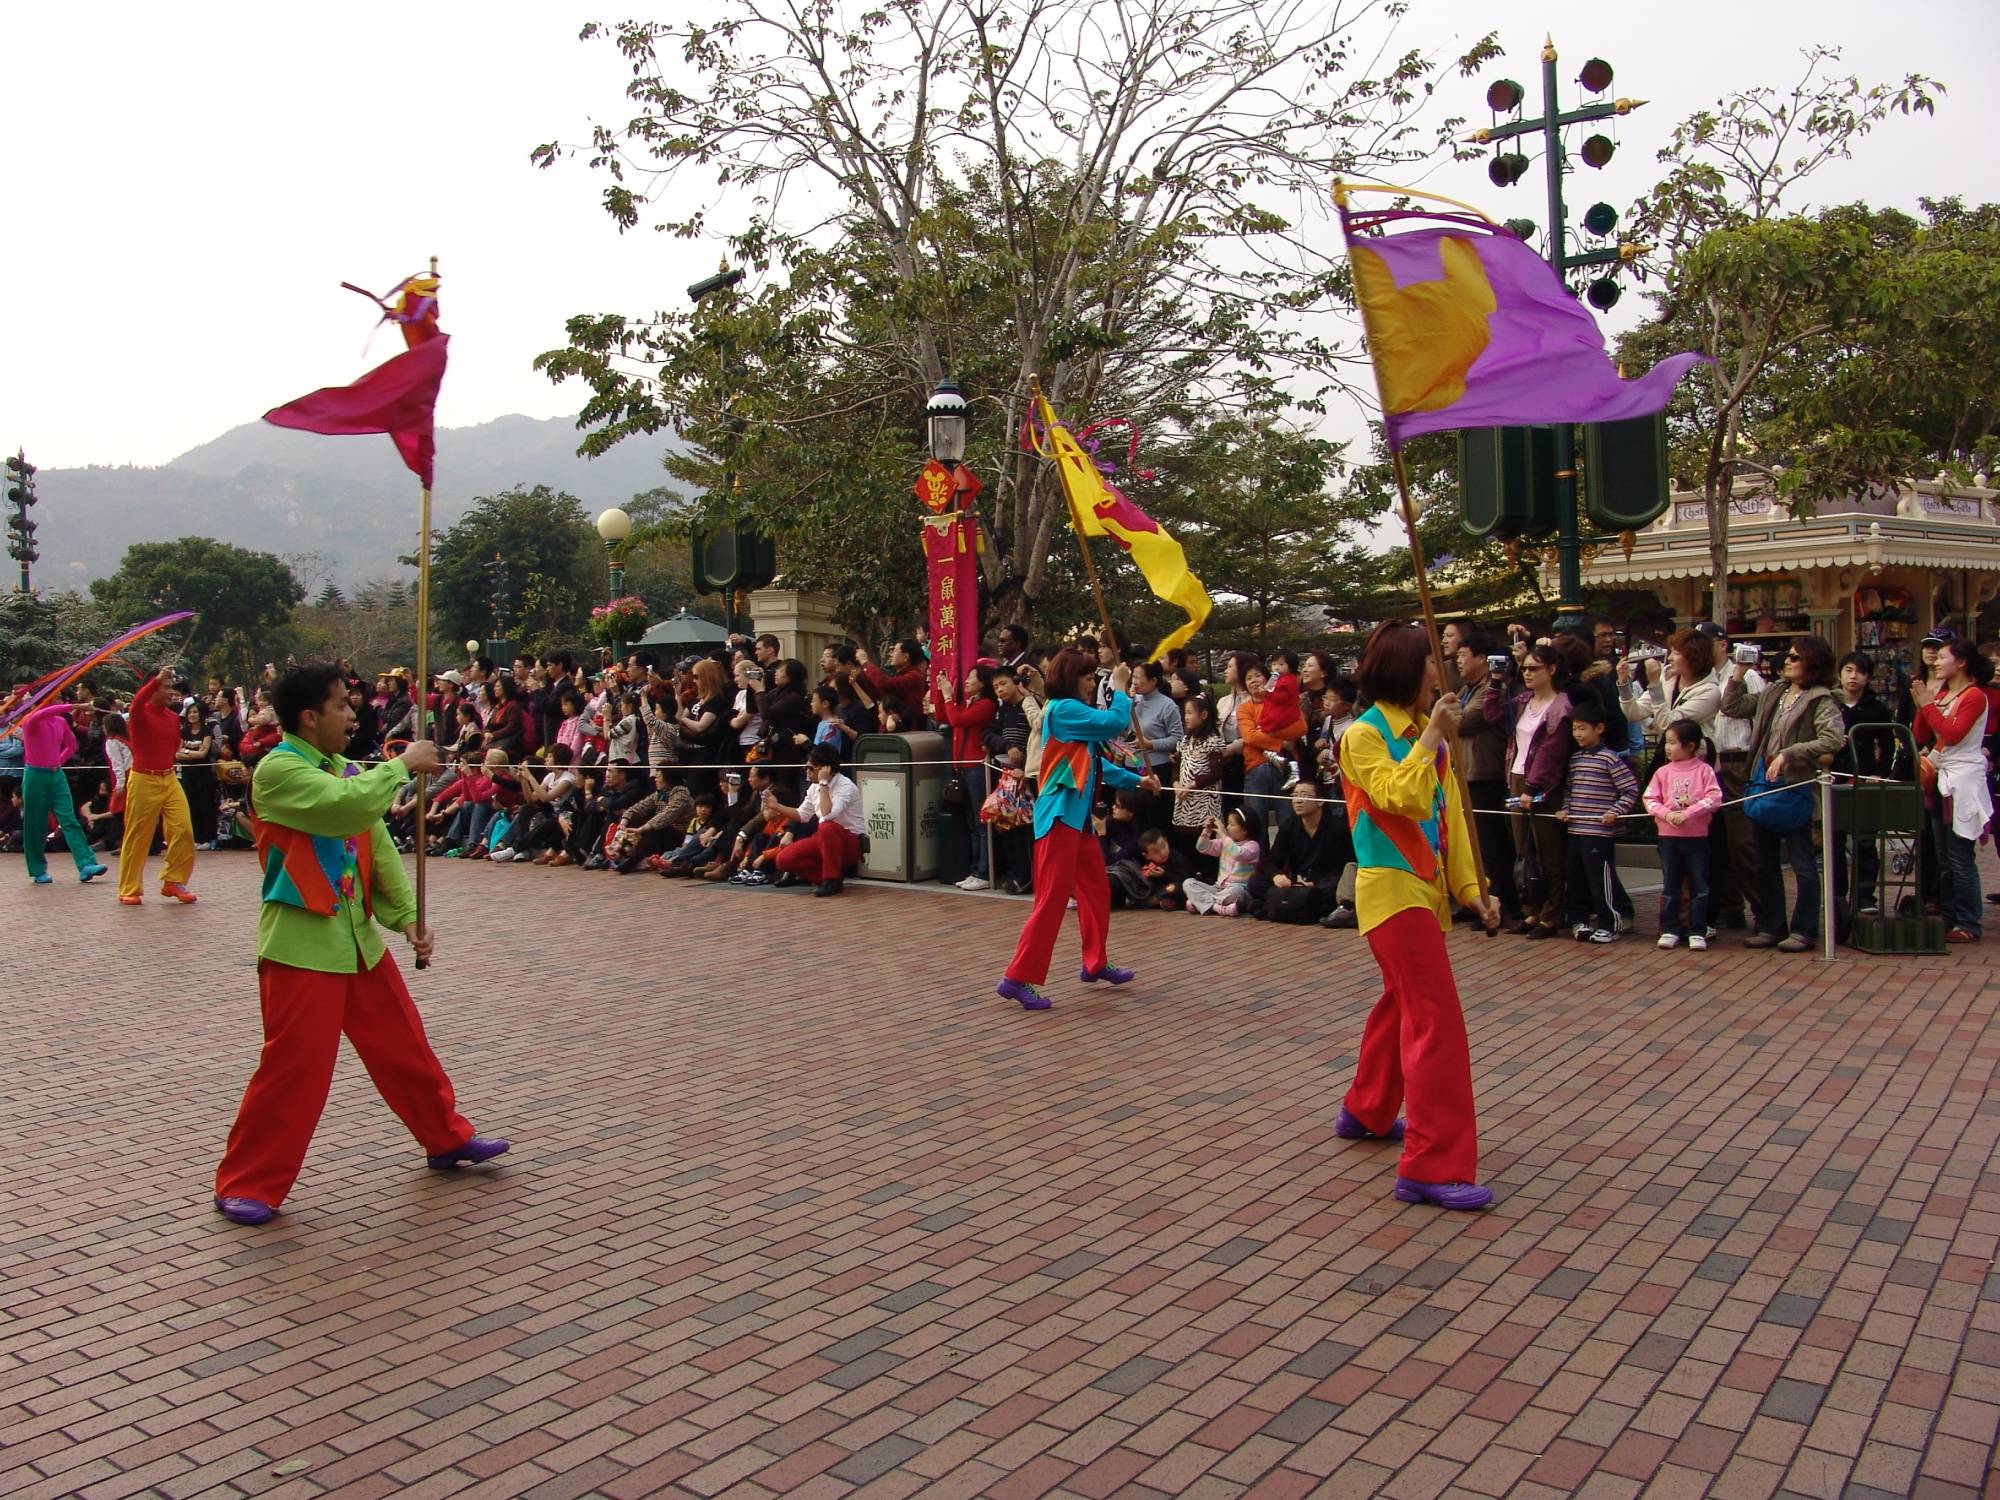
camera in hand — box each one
[1732,642,1761,665]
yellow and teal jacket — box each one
[1338,702,1479,936]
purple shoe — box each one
[1393,1177,1494,1211]
[214,1195,275,1225]
[1335,1106,1405,1142]
[1079,965,1135,985]
[427,1136,511,1170]
[996,977,1052,1011]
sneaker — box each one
[1079,964,1135,985]
[1688,934,1708,951]
[1589,928,1616,944]
[1656,933,1681,949]
[1335,1106,1405,1142]
[161,882,197,904]
[1704,926,1718,941]
[1393,1178,1494,1211]
[1319,905,1359,930]
[490,848,517,863]
[1775,934,1812,953]
[118,894,142,906]
[995,976,1051,1011]
[740,869,770,885]
[426,1136,511,1170]
[1572,923,1592,942]
[29,873,52,885]
[78,863,107,883]
[958,875,992,891]
[1215,901,1239,917]
[213,1195,276,1226]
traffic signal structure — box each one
[5,449,38,592]
[1455,40,1667,620]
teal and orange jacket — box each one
[1033,693,1142,839]
[251,734,415,973]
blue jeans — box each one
[1657,835,1711,937]
[961,764,989,877]
[1939,825,1982,935]
[1752,821,1819,939]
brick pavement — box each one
[1,850,1997,1500]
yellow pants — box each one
[119,770,195,899]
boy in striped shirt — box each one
[1559,703,1638,943]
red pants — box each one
[1344,906,1478,1184]
[773,820,861,884]
[1005,821,1110,985]
[215,954,473,1206]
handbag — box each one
[1514,838,1546,908]
[1261,882,1321,924]
[1745,762,1813,832]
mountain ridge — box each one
[28,415,685,591]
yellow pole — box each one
[412,483,432,968]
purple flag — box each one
[1341,206,1704,449]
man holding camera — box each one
[1708,627,1766,930]
[212,663,508,1228]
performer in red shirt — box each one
[118,671,197,905]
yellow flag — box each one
[1031,390,1212,660]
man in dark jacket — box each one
[1454,630,1520,923]
[1251,780,1353,923]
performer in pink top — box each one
[17,701,107,885]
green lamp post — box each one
[1468,40,1647,628]
[595,506,634,660]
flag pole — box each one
[412,481,432,968]
[1335,179,1494,930]
[1028,374,1118,647]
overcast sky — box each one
[2,0,1993,472]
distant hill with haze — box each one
[31,415,684,591]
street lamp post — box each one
[1469,39,1646,628]
[595,506,634,662]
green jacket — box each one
[253,733,414,973]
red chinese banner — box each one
[921,512,981,702]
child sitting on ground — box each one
[1643,718,1724,950]
[729,786,798,884]
[651,792,721,876]
[1108,826,1193,910]
[1185,808,1261,916]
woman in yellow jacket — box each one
[1336,623,1499,1210]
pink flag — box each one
[263,336,449,487]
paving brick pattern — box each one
[2,852,1998,1499]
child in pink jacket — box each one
[1643,719,1724,950]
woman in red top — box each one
[1913,638,1994,943]
[935,665,999,890]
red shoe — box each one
[161,882,197,904]
[118,894,143,906]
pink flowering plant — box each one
[589,594,651,645]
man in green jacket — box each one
[214,663,508,1226]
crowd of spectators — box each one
[8,615,1997,943]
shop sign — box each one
[1674,495,1772,524]
[1919,492,1984,518]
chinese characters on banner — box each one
[921,512,981,706]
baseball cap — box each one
[1921,626,1957,646]
[1693,622,1726,641]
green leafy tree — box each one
[1325,433,1547,624]
[1748,199,2000,496]
[532,0,1498,635]
[1143,415,1352,645]
[0,590,115,687]
[1620,49,1943,623]
[426,486,600,654]
[89,537,303,681]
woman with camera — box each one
[1620,629,1723,751]
[1720,636,1845,951]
